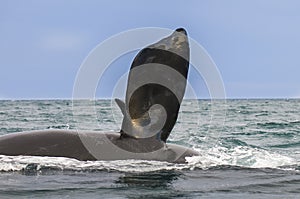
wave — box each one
[0,146,298,173]
[188,146,298,170]
[256,121,300,129]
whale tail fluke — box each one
[116,28,190,143]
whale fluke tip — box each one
[175,28,187,35]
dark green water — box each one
[0,99,299,198]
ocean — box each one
[0,99,299,198]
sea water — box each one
[0,99,299,198]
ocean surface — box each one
[0,99,299,198]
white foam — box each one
[0,155,189,173]
[0,146,298,173]
[186,146,298,169]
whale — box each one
[0,28,199,163]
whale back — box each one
[117,28,190,142]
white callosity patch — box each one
[148,30,189,61]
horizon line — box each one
[0,97,298,101]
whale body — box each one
[0,130,197,163]
[0,28,199,163]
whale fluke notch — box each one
[117,28,190,143]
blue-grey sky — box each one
[1,0,300,99]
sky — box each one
[1,0,300,99]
